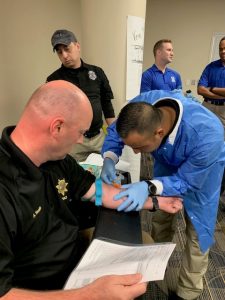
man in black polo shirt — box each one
[46,29,115,162]
[0,80,182,299]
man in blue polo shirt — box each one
[198,36,225,195]
[140,39,182,93]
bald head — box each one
[11,80,93,165]
[26,80,93,122]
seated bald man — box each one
[0,80,182,300]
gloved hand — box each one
[100,158,117,184]
[114,181,148,212]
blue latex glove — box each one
[114,181,148,212]
[100,158,117,184]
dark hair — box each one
[219,36,225,46]
[116,102,162,139]
[153,39,172,57]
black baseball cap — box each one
[51,29,77,51]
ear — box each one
[76,42,81,52]
[156,48,161,55]
[154,127,164,138]
[50,118,64,137]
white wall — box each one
[2,0,224,131]
[80,0,146,115]
[0,0,146,131]
[0,0,82,130]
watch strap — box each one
[149,196,159,212]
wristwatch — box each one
[149,196,160,212]
[144,180,157,196]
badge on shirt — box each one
[88,71,97,80]
[171,76,176,83]
[56,178,68,200]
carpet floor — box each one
[140,195,225,300]
[140,153,225,299]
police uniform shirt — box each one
[47,60,115,134]
[0,126,96,295]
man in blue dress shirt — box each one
[140,39,182,93]
[198,36,225,195]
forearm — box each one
[84,183,133,210]
[101,185,155,210]
[85,182,182,213]
[197,86,224,99]
[101,190,182,214]
[211,87,225,97]
[2,287,92,300]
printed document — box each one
[64,238,175,289]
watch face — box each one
[145,180,156,196]
[150,183,157,195]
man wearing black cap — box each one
[46,29,115,162]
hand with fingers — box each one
[113,181,183,213]
[101,158,117,184]
[114,181,149,212]
[85,273,147,300]
[157,196,183,213]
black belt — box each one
[204,99,225,106]
[84,130,100,138]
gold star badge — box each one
[56,179,68,196]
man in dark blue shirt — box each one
[198,36,225,195]
[140,39,182,93]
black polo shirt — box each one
[46,60,115,133]
[0,127,96,295]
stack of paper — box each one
[64,238,175,289]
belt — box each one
[84,130,100,138]
[204,99,225,106]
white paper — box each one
[64,238,176,290]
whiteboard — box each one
[209,32,225,62]
[126,15,145,100]
[124,15,145,182]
